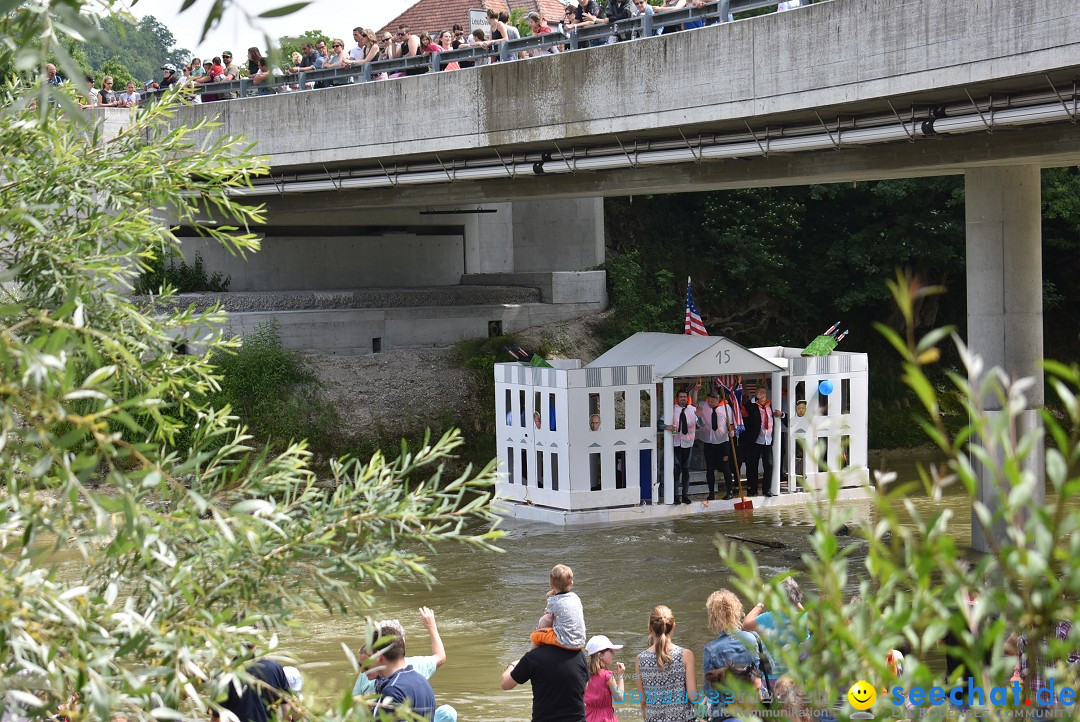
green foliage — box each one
[454,334,521,463]
[99,56,135,87]
[136,250,232,294]
[509,8,531,38]
[278,28,329,65]
[604,169,1080,446]
[716,272,1080,721]
[0,57,499,722]
[597,248,679,347]
[82,15,189,86]
[210,321,341,455]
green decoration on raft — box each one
[801,321,849,356]
[530,354,553,368]
[802,334,839,357]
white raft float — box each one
[493,332,870,525]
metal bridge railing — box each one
[142,0,798,105]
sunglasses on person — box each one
[332,43,343,48]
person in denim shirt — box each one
[703,590,774,722]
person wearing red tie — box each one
[697,390,734,500]
[665,390,699,504]
[742,384,780,497]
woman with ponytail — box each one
[635,605,697,722]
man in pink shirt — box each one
[666,390,699,504]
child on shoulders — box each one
[531,563,586,650]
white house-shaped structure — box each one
[494,332,870,524]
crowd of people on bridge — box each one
[67,0,806,108]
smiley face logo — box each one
[847,680,877,710]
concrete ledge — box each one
[156,286,541,313]
[213,300,605,354]
[463,271,607,305]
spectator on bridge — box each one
[358,621,438,721]
[246,47,261,76]
[187,57,204,81]
[221,51,239,79]
[196,56,226,101]
[324,38,352,85]
[591,0,633,41]
[574,0,608,46]
[487,8,508,44]
[778,0,803,10]
[159,64,179,89]
[288,42,323,75]
[526,12,559,56]
[45,63,62,87]
[80,74,99,107]
[655,0,687,33]
[561,4,578,32]
[684,0,708,30]
[500,11,521,41]
[353,29,381,68]
[250,55,275,95]
[635,605,697,722]
[97,74,121,105]
[395,27,423,76]
[451,24,476,69]
[349,27,367,63]
[437,31,461,71]
[467,29,491,65]
[118,80,140,108]
[220,51,239,98]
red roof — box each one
[377,0,567,36]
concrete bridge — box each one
[171,0,1080,207]
[161,0,1078,550]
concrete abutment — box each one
[176,198,607,354]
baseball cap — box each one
[222,50,233,58]
[161,64,176,73]
[585,635,624,656]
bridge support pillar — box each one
[964,165,1044,553]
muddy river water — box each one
[281,457,995,720]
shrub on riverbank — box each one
[210,320,341,455]
[715,274,1079,720]
[0,73,499,722]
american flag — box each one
[715,376,745,435]
[684,279,707,336]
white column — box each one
[965,166,1044,553]
[770,371,783,495]
[663,377,674,505]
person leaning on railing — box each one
[355,29,381,67]
[655,0,687,33]
[246,47,261,76]
[590,0,633,41]
[250,55,275,95]
[324,38,352,86]
[525,12,559,56]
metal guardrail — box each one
[143,0,797,104]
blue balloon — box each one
[819,380,834,396]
